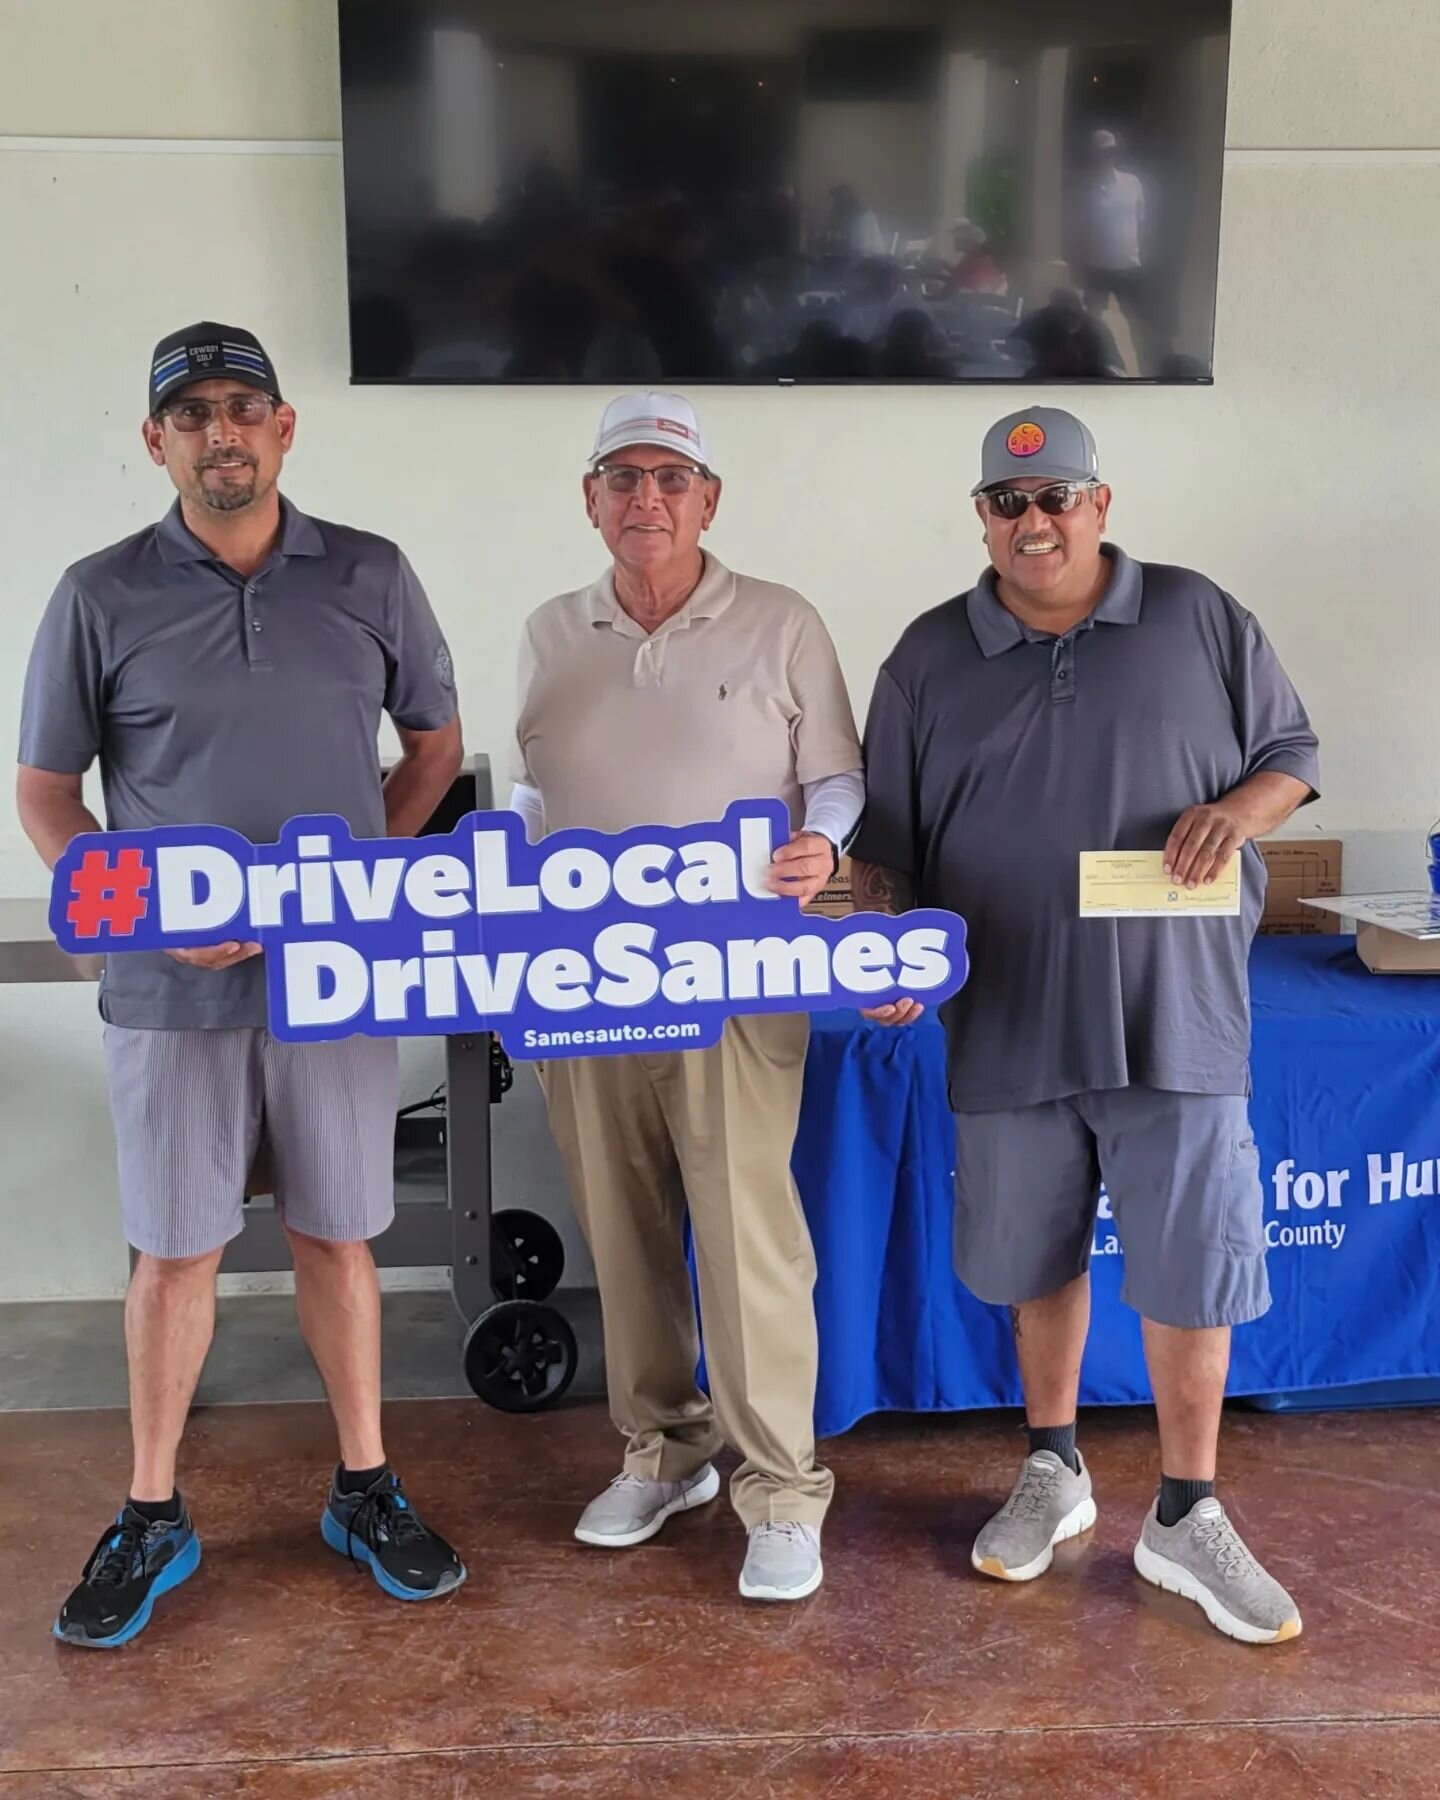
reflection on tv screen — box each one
[339,0,1231,385]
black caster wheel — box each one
[463,1299,578,1413]
[490,1208,566,1302]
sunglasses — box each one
[159,393,276,433]
[983,481,1097,521]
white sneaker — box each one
[574,1465,721,1548]
[739,1522,824,1602]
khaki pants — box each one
[538,1013,833,1528]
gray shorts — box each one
[103,1026,399,1260]
[954,1087,1269,1329]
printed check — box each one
[1079,850,1241,918]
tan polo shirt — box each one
[514,553,861,834]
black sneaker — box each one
[53,1501,201,1649]
[321,1469,466,1601]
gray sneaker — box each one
[739,1522,823,1602]
[1133,1496,1302,1644]
[971,1449,1097,1582]
[574,1465,720,1548]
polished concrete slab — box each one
[2,1399,1438,1797]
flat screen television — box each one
[338,0,1231,385]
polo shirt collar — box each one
[154,495,326,566]
[966,545,1141,657]
[586,552,737,638]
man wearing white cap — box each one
[511,391,863,1601]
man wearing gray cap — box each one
[18,323,467,1646]
[511,390,863,1601]
[851,406,1318,1644]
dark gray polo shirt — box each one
[851,547,1320,1113]
[19,497,458,1029]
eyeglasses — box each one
[594,462,709,496]
[159,393,276,432]
[983,481,1097,521]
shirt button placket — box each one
[1051,635,1075,704]
[244,582,269,667]
[634,639,660,688]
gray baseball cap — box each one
[971,406,1101,496]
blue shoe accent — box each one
[53,1529,201,1650]
[321,1507,436,1600]
[321,1471,466,1602]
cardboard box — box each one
[1301,892,1440,971]
[1257,838,1343,936]
[1354,921,1440,974]
[804,854,855,920]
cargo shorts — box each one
[954,1086,1269,1329]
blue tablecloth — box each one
[794,936,1440,1435]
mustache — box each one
[195,450,258,472]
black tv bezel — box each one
[336,0,1229,392]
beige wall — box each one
[1,0,1438,1298]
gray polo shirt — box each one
[19,497,458,1029]
[851,547,1320,1113]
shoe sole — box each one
[321,1509,467,1601]
[574,1465,722,1548]
[52,1534,202,1650]
[739,1558,824,1603]
[1132,1538,1302,1644]
[972,1495,1097,1582]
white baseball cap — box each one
[589,390,714,470]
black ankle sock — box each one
[128,1489,181,1525]
[338,1461,388,1496]
[1027,1422,1079,1475]
[1158,1475,1215,1528]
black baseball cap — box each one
[148,322,282,415]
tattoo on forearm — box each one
[851,860,914,915]
[1010,1305,1023,1343]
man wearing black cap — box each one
[17,325,468,1647]
[852,406,1319,1645]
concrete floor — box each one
[0,1288,605,1412]
[4,1401,1439,1797]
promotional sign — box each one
[50,801,968,1059]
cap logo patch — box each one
[190,343,222,369]
[1007,421,1046,457]
[654,417,698,443]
